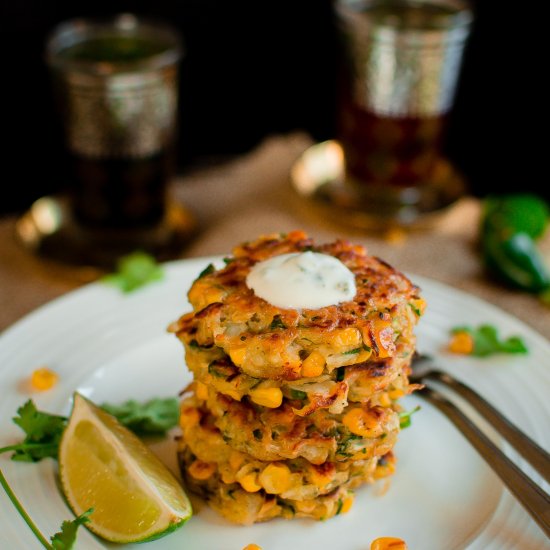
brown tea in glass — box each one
[335,0,473,223]
[339,106,448,188]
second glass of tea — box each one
[335,0,473,226]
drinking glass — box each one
[17,13,196,269]
[335,0,473,225]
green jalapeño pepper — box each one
[481,194,550,293]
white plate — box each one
[1,258,549,550]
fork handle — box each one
[418,386,550,538]
[427,370,550,485]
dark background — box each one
[2,0,548,216]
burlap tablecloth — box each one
[1,131,549,339]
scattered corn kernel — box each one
[250,387,283,408]
[448,330,474,354]
[370,537,407,550]
[195,380,209,401]
[258,463,291,494]
[340,494,354,514]
[343,407,384,438]
[229,347,247,367]
[239,473,262,493]
[30,367,58,391]
[301,351,325,377]
[188,460,216,480]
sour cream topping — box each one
[246,251,356,309]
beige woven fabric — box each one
[1,132,548,339]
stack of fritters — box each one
[169,231,425,525]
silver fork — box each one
[410,355,550,537]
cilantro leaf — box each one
[289,389,307,400]
[102,251,164,293]
[196,263,215,280]
[11,400,67,462]
[50,508,93,550]
[451,324,528,357]
[269,315,287,330]
[399,405,421,429]
[101,397,179,435]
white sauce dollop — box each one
[246,251,356,309]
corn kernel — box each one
[370,537,407,550]
[343,407,384,438]
[250,387,283,408]
[301,351,325,377]
[409,298,426,316]
[355,348,372,363]
[340,494,354,514]
[195,381,209,401]
[224,389,242,401]
[239,473,262,493]
[448,331,474,354]
[331,328,361,348]
[188,283,225,311]
[30,367,58,391]
[220,469,236,484]
[229,451,246,471]
[229,347,247,367]
[388,389,404,400]
[258,463,292,494]
[188,460,216,480]
[243,545,262,550]
[378,393,392,408]
[179,407,200,429]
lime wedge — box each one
[58,392,192,543]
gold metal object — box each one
[289,140,465,230]
[15,194,196,269]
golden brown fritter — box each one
[177,401,397,525]
[171,231,425,525]
[169,231,425,382]
[181,390,400,465]
[183,338,417,413]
